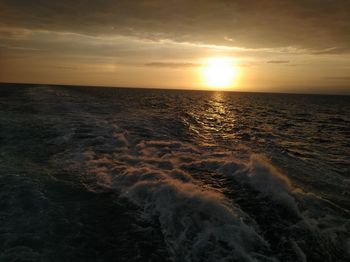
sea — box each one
[0,83,349,262]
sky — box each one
[0,0,349,94]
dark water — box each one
[0,83,349,262]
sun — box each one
[202,57,238,89]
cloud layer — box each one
[1,0,349,52]
[267,60,290,64]
[145,62,200,68]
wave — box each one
[52,116,349,261]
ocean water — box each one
[0,83,349,262]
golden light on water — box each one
[202,57,239,89]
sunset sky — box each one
[0,0,349,94]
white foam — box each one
[123,178,269,261]
[245,155,300,216]
[83,149,272,261]
[55,120,349,261]
[56,124,278,261]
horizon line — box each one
[1,81,349,96]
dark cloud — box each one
[324,76,350,81]
[53,66,79,70]
[144,62,200,68]
[267,60,290,64]
[0,0,349,52]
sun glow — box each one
[202,57,238,89]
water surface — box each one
[0,84,349,261]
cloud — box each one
[0,29,206,61]
[311,47,350,55]
[267,60,290,64]
[0,0,349,52]
[144,62,200,68]
[324,76,350,81]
